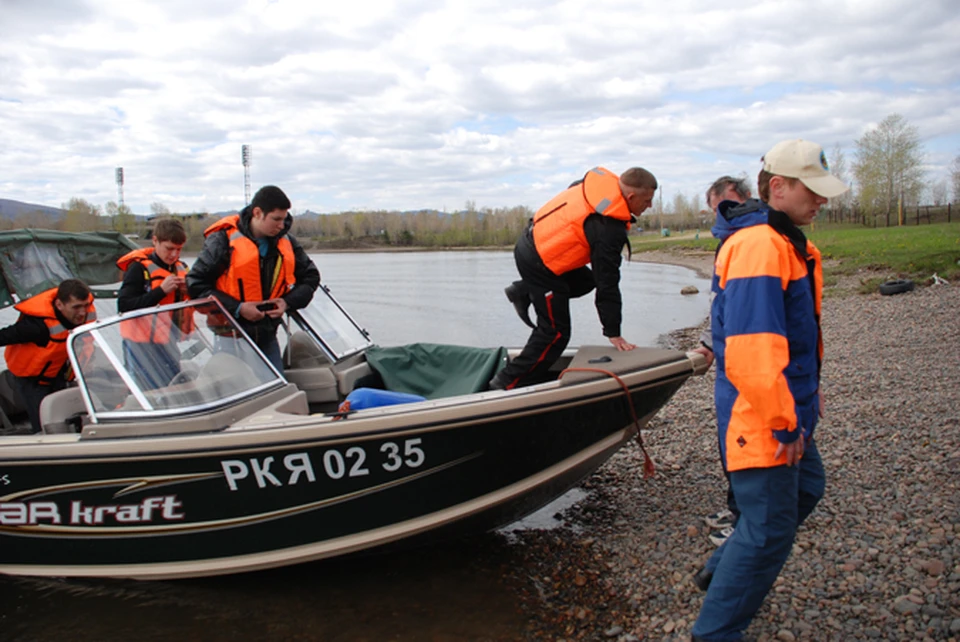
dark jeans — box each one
[257,333,283,373]
[494,245,595,389]
[694,441,826,641]
[16,376,66,434]
[122,340,181,390]
[717,435,741,522]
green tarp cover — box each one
[0,229,140,307]
[365,343,508,399]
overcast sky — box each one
[2,0,959,216]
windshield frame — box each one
[286,285,372,363]
[67,297,287,423]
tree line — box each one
[3,113,958,249]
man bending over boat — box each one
[0,279,96,433]
[117,217,193,389]
[489,167,656,390]
[187,185,320,372]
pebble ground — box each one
[504,259,960,642]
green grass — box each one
[630,234,716,253]
[632,223,960,288]
[807,223,960,279]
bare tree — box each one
[61,198,103,232]
[150,202,171,217]
[827,144,853,221]
[105,201,136,234]
[671,192,692,217]
[929,180,948,207]
[951,155,960,203]
[853,113,925,226]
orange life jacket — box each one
[5,288,96,384]
[531,167,632,275]
[116,248,194,343]
[203,215,296,302]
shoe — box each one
[704,509,735,529]
[504,282,535,329]
[693,566,713,591]
[487,374,507,390]
[708,526,734,547]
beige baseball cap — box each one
[762,139,850,198]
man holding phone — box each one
[188,185,320,371]
[117,217,193,389]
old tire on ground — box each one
[879,279,915,296]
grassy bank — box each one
[631,222,960,291]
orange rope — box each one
[558,367,656,479]
[332,400,352,420]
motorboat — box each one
[0,284,707,580]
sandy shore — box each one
[630,249,716,280]
[505,255,960,641]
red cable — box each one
[558,367,656,479]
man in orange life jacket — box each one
[0,279,96,433]
[691,140,847,641]
[117,217,191,390]
[489,167,657,390]
[187,185,320,372]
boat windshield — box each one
[68,299,284,421]
[287,285,371,362]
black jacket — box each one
[117,252,183,313]
[186,206,321,338]
[516,213,628,337]
[0,307,83,348]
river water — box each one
[0,251,709,642]
[313,251,709,349]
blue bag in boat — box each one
[344,387,426,410]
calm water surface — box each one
[314,250,709,348]
[0,251,709,641]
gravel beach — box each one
[506,252,960,642]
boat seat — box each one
[283,365,339,403]
[199,352,257,398]
[39,386,87,434]
[126,353,258,411]
[334,362,373,398]
[285,331,331,368]
[281,332,340,403]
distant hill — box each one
[0,198,65,221]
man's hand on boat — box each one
[692,345,715,368]
[238,298,288,321]
[608,336,637,351]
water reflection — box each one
[1,535,530,642]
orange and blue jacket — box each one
[711,199,823,472]
[4,288,96,384]
[116,248,194,343]
[532,167,633,276]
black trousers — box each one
[15,376,66,434]
[494,244,596,389]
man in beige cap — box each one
[691,139,848,641]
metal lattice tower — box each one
[241,145,252,204]
[115,167,125,207]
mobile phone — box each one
[256,302,278,312]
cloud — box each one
[0,0,958,214]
